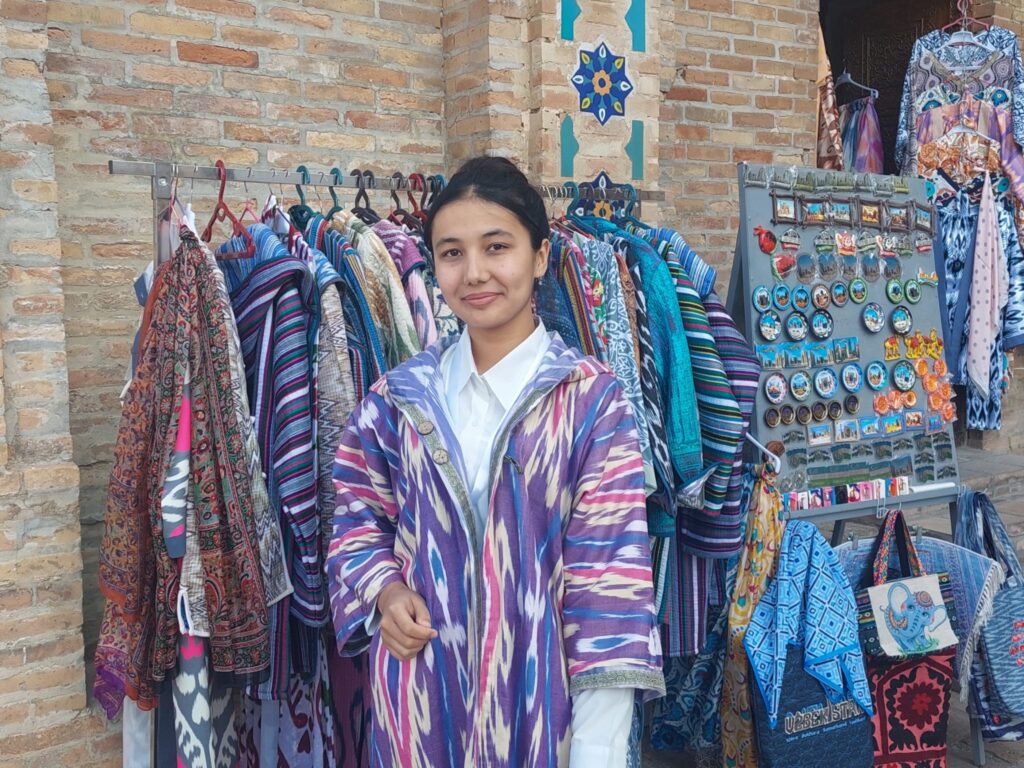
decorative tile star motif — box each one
[570,42,633,126]
[573,171,629,219]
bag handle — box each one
[871,509,925,585]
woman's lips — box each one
[462,292,500,307]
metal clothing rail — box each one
[108,159,666,264]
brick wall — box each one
[0,0,119,763]
[42,0,446,702]
[659,0,820,294]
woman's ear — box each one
[533,238,550,279]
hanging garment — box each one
[896,25,1024,172]
[744,520,873,730]
[96,231,274,715]
[327,336,665,766]
[218,224,323,698]
[174,635,239,768]
[969,172,1009,397]
[817,25,845,170]
[839,96,884,173]
[721,469,784,768]
[372,220,439,349]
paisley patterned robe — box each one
[327,336,665,766]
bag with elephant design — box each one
[854,511,959,659]
[856,510,957,767]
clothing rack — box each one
[107,159,666,264]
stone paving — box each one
[641,447,1024,768]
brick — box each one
[734,0,775,19]
[0,151,32,170]
[0,0,46,23]
[9,239,62,258]
[45,54,124,79]
[134,114,219,139]
[734,39,776,57]
[183,145,260,165]
[306,131,377,152]
[176,0,256,18]
[344,64,410,89]
[756,95,795,110]
[688,144,731,162]
[377,90,444,113]
[756,23,797,41]
[133,62,213,87]
[2,59,41,79]
[0,588,32,610]
[381,1,441,26]
[686,33,730,51]
[223,123,300,144]
[90,137,173,160]
[685,69,730,87]
[81,30,169,57]
[222,26,299,50]
[130,12,216,39]
[733,110,776,128]
[304,37,376,60]
[90,243,152,260]
[710,90,751,106]
[345,111,412,132]
[12,180,58,204]
[710,15,755,34]
[177,42,258,68]
[665,85,708,101]
[266,103,339,123]
[52,110,128,131]
[47,1,123,25]
[88,85,173,110]
[675,124,711,141]
[178,93,259,118]
[46,80,77,103]
[303,0,374,12]
[266,6,333,29]
[710,53,755,72]
[685,105,729,124]
[223,71,300,96]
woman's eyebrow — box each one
[482,229,515,239]
[433,235,462,247]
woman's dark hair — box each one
[425,156,549,251]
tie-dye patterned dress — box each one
[327,336,665,767]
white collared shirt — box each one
[439,322,633,768]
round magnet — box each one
[764,407,781,428]
[893,360,916,392]
[828,400,843,420]
[849,277,869,304]
[812,401,828,422]
[796,404,812,425]
[831,280,849,307]
[811,283,831,309]
[844,394,860,415]
[786,311,809,341]
[797,253,816,283]
[887,390,902,411]
[814,229,836,253]
[792,285,811,311]
[773,283,792,311]
[883,256,903,280]
[818,252,839,280]
[841,363,864,393]
[874,393,890,415]
[923,373,940,394]
[928,392,944,412]
[780,404,796,425]
[904,279,922,304]
[780,228,802,250]
[866,361,888,391]
[934,358,948,377]
[759,310,782,341]
[752,285,772,313]
[940,381,952,399]
[764,372,788,404]
[915,358,930,377]
[861,252,881,283]
[942,401,956,422]
[814,367,838,398]
[886,278,905,303]
[863,302,885,333]
[790,370,812,401]
[891,305,913,335]
[903,390,918,408]
[811,309,834,339]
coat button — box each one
[417,420,435,436]
[432,448,449,465]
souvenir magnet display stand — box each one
[727,164,962,540]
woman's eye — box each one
[441,249,461,260]
[488,243,509,252]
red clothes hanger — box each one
[201,160,256,259]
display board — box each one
[726,164,960,519]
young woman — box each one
[327,156,664,767]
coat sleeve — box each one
[327,390,406,655]
[562,376,666,701]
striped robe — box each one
[327,337,665,766]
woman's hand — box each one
[377,581,439,661]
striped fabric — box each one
[372,220,439,349]
[638,227,718,299]
[327,335,664,766]
[218,225,323,698]
[307,215,387,401]
[561,238,604,360]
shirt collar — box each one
[448,320,551,412]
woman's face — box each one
[431,197,548,334]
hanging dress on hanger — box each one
[839,95,884,173]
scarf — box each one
[721,469,783,766]
[968,172,1008,397]
[744,520,872,729]
[95,235,271,716]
